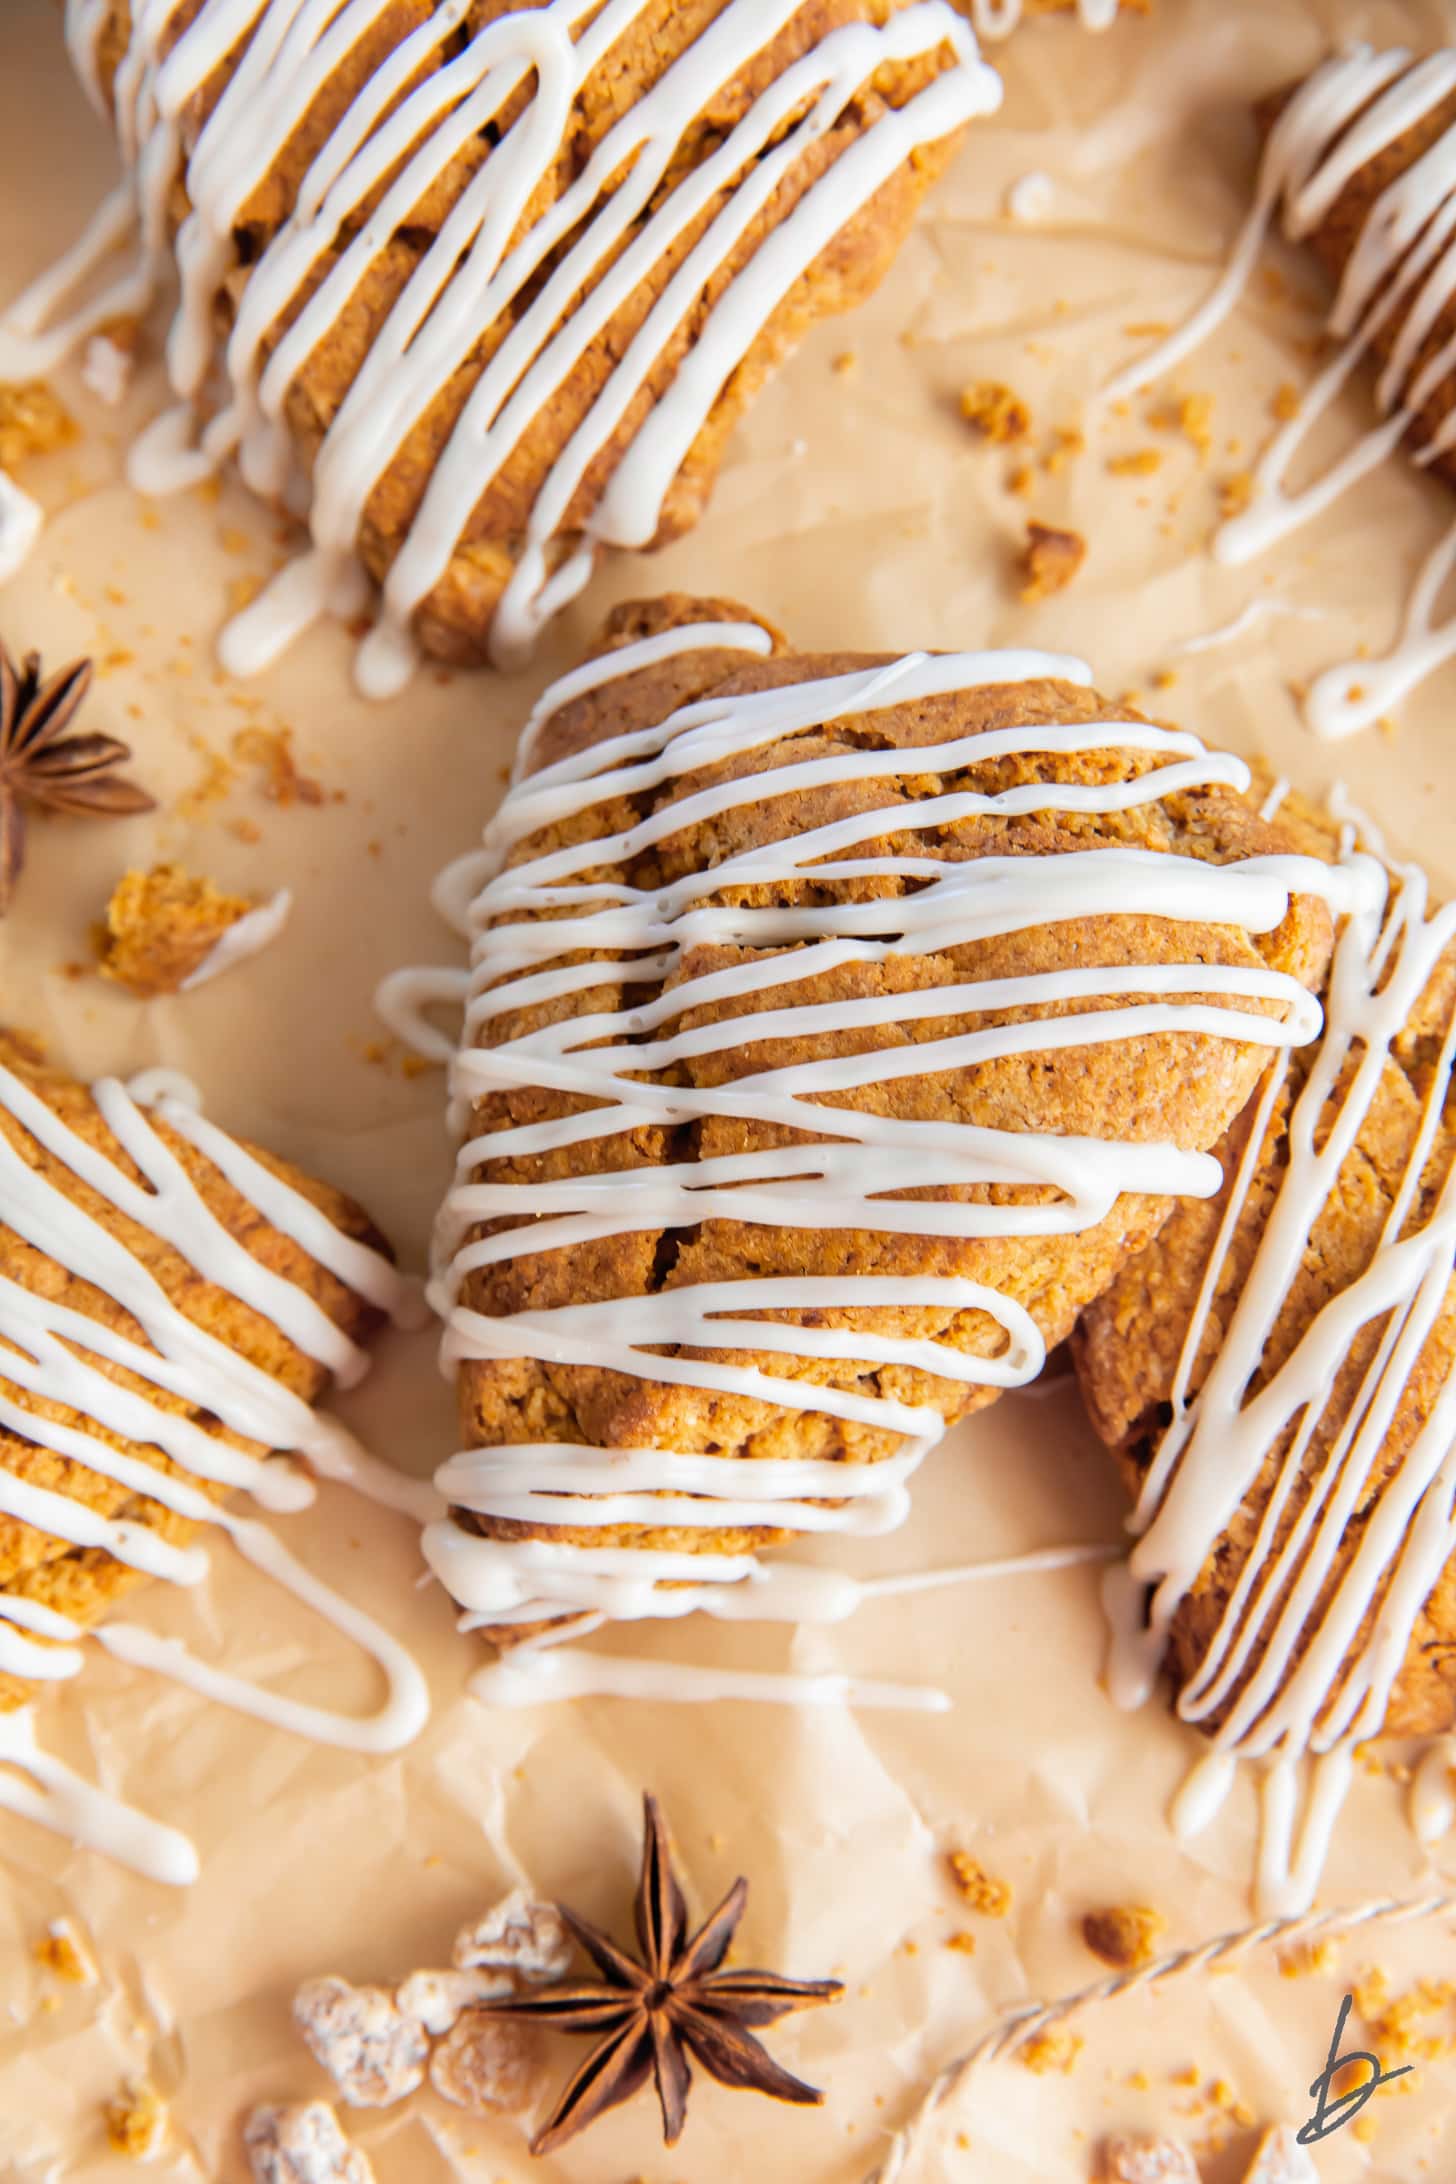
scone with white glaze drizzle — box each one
[0,1030,422,1746]
[19,0,998,693]
[396,593,1362,1691]
[1075,791,1456,1915]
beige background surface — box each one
[2,1,1456,2178]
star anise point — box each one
[476,1790,842,2152]
[0,639,154,912]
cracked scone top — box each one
[0,1031,428,1880]
[1076,792,1456,1915]
[13,0,998,691]
[387,594,1362,1694]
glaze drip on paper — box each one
[0,1062,433,1883]
[1108,42,1456,740]
[0,0,999,682]
[1106,815,1456,1916]
[385,619,1365,1703]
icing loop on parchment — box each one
[1106,811,1456,1915]
[0,1061,435,1882]
[382,620,1368,1709]
[0,0,999,685]
[1107,42,1456,739]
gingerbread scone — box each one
[1076,791,1456,1915]
[1110,45,1456,739]
[0,1031,429,1880]
[1,1,999,692]
[964,0,1144,35]
[379,594,1363,1703]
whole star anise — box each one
[473,1793,842,2153]
[0,642,154,911]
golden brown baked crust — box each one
[0,1030,394,1709]
[87,2,972,666]
[1074,793,1456,1740]
[447,593,1334,1636]
[1258,67,1456,489]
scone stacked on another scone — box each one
[407,592,1359,1673]
[1076,792,1456,1914]
[0,1030,419,1718]
[38,0,999,691]
[964,0,1144,35]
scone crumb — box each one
[428,2013,537,2115]
[1271,381,1301,423]
[1042,425,1085,474]
[94,863,284,997]
[233,725,325,806]
[1019,2028,1082,2075]
[832,351,858,377]
[1149,393,1214,460]
[244,2101,375,2184]
[105,2079,168,2160]
[1278,1938,1334,1979]
[1082,1904,1164,1971]
[960,380,1031,444]
[1219,471,1254,520]
[0,380,77,469]
[1020,520,1086,601]
[945,1930,977,1956]
[34,1916,97,1985]
[1356,1973,1456,2062]
[946,1850,1012,1916]
[1097,2134,1198,2182]
[1107,449,1163,477]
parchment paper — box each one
[2,2,1455,2178]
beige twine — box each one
[860,1888,1456,2184]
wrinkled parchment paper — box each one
[2,1,1456,2177]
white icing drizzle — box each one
[1110,815,1456,1914]
[0,469,43,585]
[1006,171,1055,222]
[388,620,1363,1705]
[1411,1736,1456,1843]
[0,1058,433,1881]
[1105,43,1456,738]
[13,0,999,690]
[969,0,1119,39]
[178,886,293,991]
[1169,599,1328,660]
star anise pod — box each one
[0,642,154,912]
[472,1792,842,2153]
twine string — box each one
[861,1889,1456,2184]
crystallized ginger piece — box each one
[428,2012,538,2115]
[1241,2123,1317,2183]
[243,2102,375,2184]
[1019,521,1086,602]
[293,1977,428,2108]
[1082,1904,1165,1970]
[1098,2134,1200,2183]
[452,1888,570,1982]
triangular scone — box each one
[1076,792,1456,1753]
[0,1031,411,1708]
[420,593,1344,1649]
[1253,50,1456,489]
[64,2,995,685]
